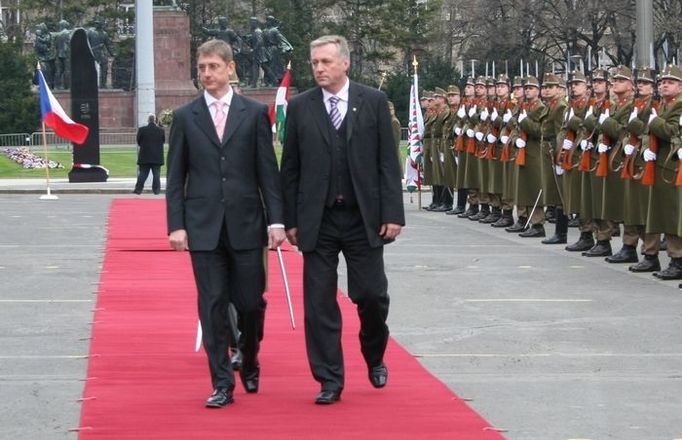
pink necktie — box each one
[212,101,226,140]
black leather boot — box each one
[505,217,528,233]
[424,186,441,211]
[582,240,612,257]
[543,208,568,244]
[480,207,501,224]
[447,205,466,215]
[458,204,478,218]
[605,244,638,263]
[653,257,682,280]
[519,224,545,238]
[565,232,594,252]
[629,254,661,272]
[491,209,514,228]
[469,204,490,221]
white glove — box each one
[490,107,499,122]
[515,138,526,148]
[454,127,462,136]
[502,109,513,124]
[597,143,609,153]
[598,108,610,125]
[580,140,589,151]
[500,135,510,144]
[466,128,475,138]
[457,105,466,119]
[555,165,565,176]
[562,139,573,150]
[518,110,528,123]
[439,152,445,163]
[468,105,478,118]
[628,108,638,123]
[643,148,657,161]
[566,107,575,123]
[585,105,594,119]
[648,107,658,125]
[480,108,489,121]
[486,134,497,144]
[679,114,682,127]
[623,144,635,155]
[475,131,484,141]
[678,148,682,160]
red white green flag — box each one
[269,67,291,144]
[405,70,424,192]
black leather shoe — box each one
[369,362,388,388]
[491,215,514,228]
[479,211,501,224]
[565,234,594,252]
[132,190,142,195]
[505,218,528,233]
[206,388,234,408]
[605,245,638,263]
[230,349,242,371]
[315,389,342,405]
[239,368,259,393]
[423,202,437,211]
[629,255,661,272]
[432,204,451,212]
[541,233,567,244]
[519,224,545,238]
[446,206,466,215]
[582,240,612,257]
[653,259,682,280]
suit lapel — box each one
[309,88,332,148]
[346,82,363,143]
[222,93,245,146]
[192,98,222,148]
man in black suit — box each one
[133,114,165,195]
[166,39,285,408]
[280,35,405,405]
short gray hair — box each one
[310,35,350,60]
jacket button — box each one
[222,177,226,182]
[221,156,226,160]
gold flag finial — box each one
[412,55,418,75]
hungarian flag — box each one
[404,70,424,192]
[36,69,89,144]
[269,67,291,144]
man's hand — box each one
[268,227,287,250]
[285,228,298,246]
[169,229,189,251]
[379,223,402,241]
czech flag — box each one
[36,69,89,145]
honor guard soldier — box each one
[443,85,462,214]
[642,64,682,280]
[429,87,453,211]
[451,77,476,216]
[459,77,487,218]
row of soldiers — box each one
[420,64,682,285]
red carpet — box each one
[77,199,504,439]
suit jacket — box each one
[166,93,283,251]
[280,81,405,252]
[136,122,165,165]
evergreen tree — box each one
[0,42,39,134]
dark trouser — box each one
[134,164,161,194]
[190,226,266,390]
[303,205,389,392]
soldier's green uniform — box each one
[644,65,682,279]
[459,77,487,218]
[443,85,460,191]
[452,78,476,216]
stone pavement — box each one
[1,184,681,439]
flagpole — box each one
[412,56,422,210]
[36,62,58,201]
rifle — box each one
[476,97,493,158]
[617,94,648,179]
[595,92,612,177]
[641,99,661,185]
[454,97,467,152]
[515,100,529,166]
[465,97,479,154]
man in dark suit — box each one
[133,114,165,195]
[166,39,285,408]
[280,35,405,405]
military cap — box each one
[423,90,434,99]
[486,77,496,86]
[433,87,447,97]
[512,76,524,88]
[465,76,475,86]
[659,64,682,82]
[570,70,587,83]
[496,74,510,85]
[611,65,633,81]
[524,75,540,88]
[636,66,655,83]
[542,73,561,86]
[592,68,608,82]
[447,85,460,95]
[475,76,487,86]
